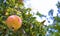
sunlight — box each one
[24,0,59,26]
[24,0,58,15]
[31,0,58,15]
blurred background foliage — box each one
[46,1,60,36]
[0,0,60,36]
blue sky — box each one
[24,0,60,26]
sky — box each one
[24,0,60,26]
[24,0,58,15]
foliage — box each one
[0,0,46,36]
[46,1,60,36]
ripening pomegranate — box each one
[6,15,22,31]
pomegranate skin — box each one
[6,15,22,31]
